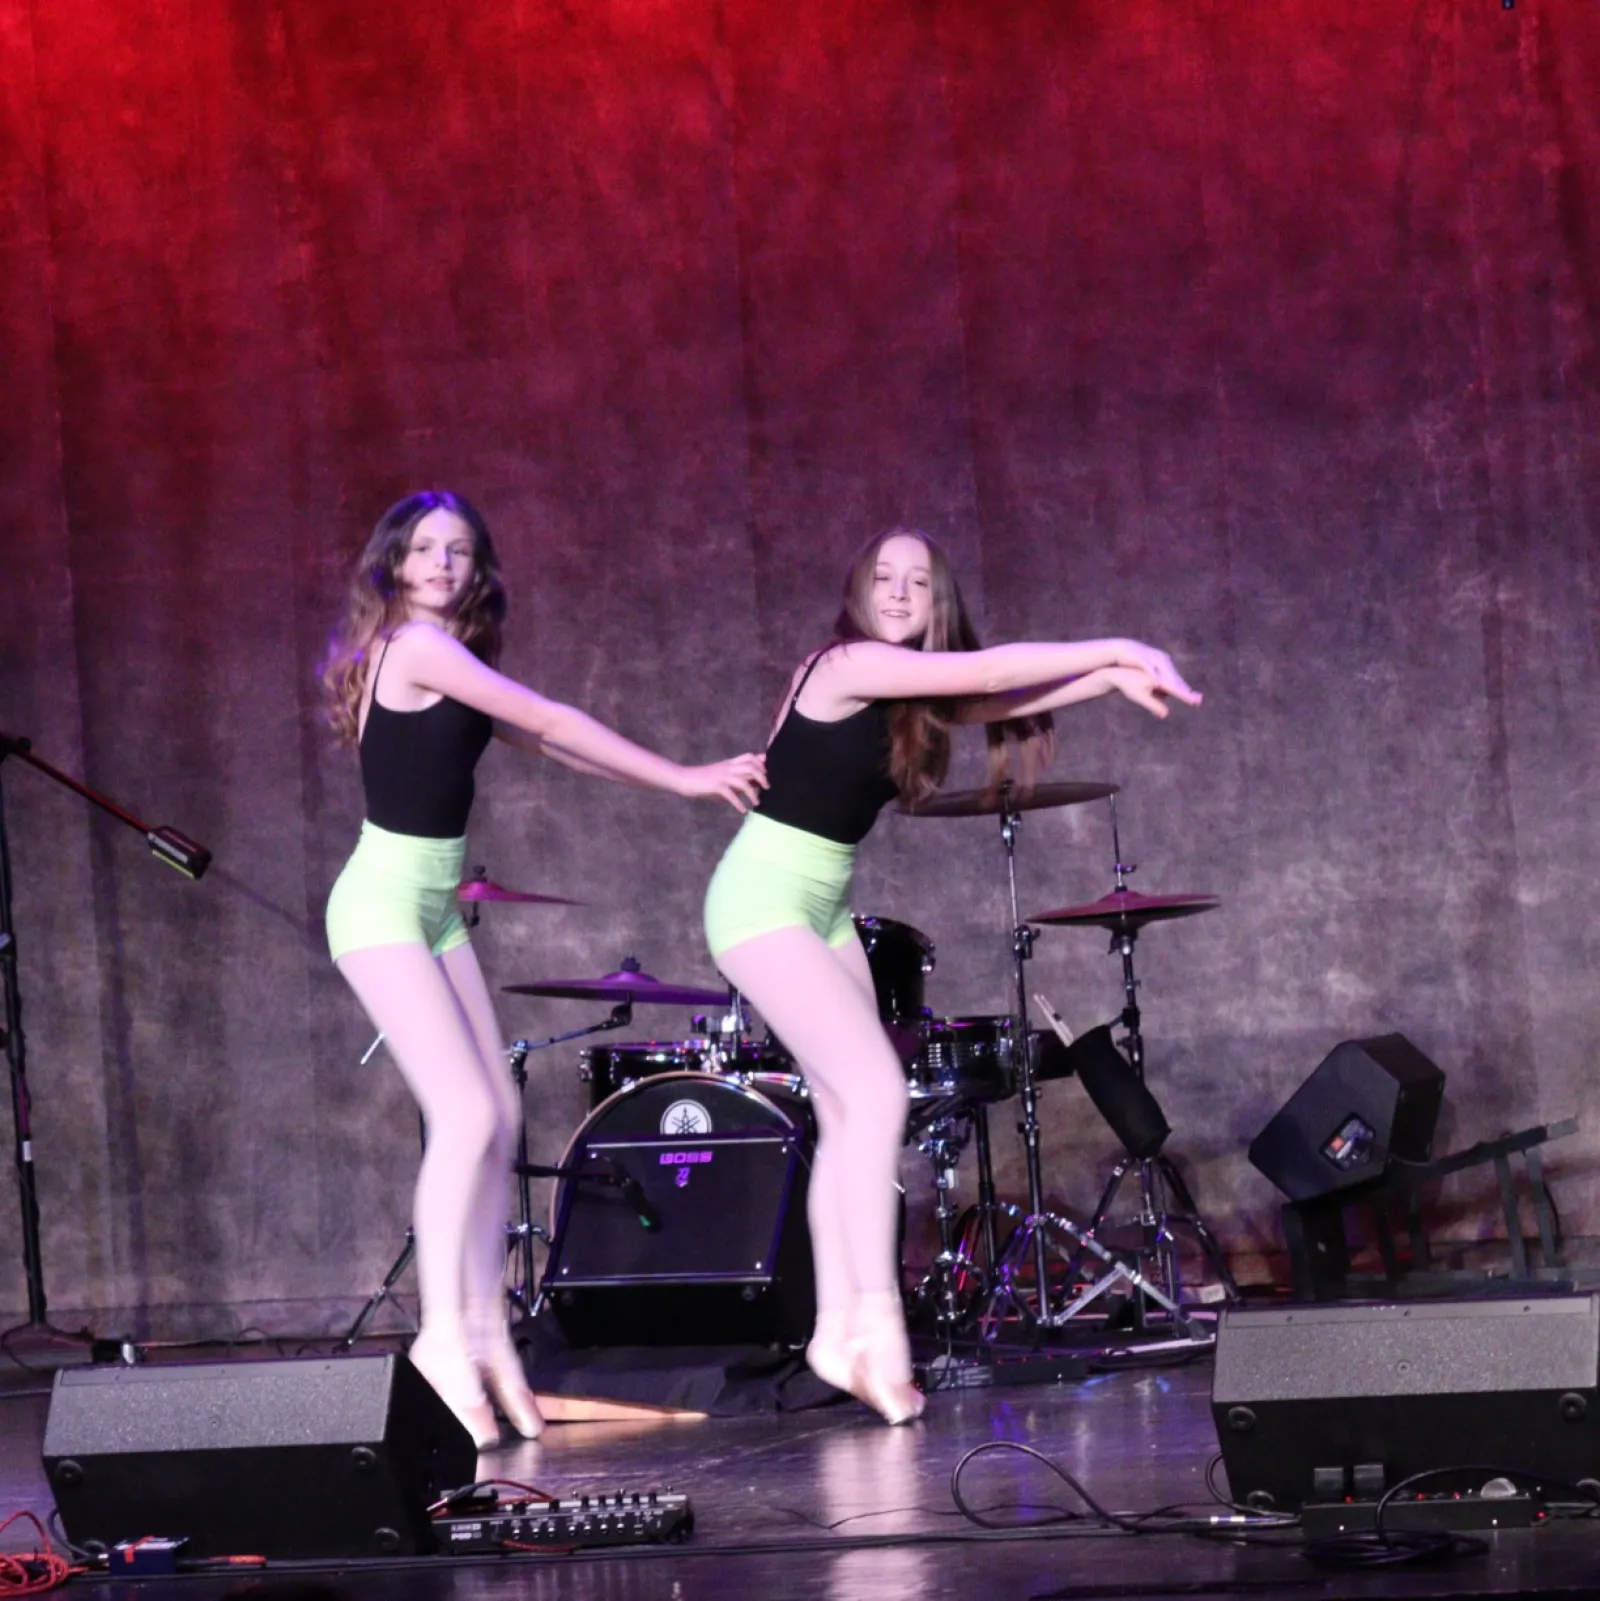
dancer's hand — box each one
[678,752,769,811]
[1111,641,1201,706]
[1100,665,1197,720]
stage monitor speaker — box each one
[544,1073,814,1348]
[1213,1294,1600,1510]
[1248,1032,1445,1201]
[42,1354,474,1560]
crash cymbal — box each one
[1028,888,1220,931]
[503,970,730,1008]
[902,779,1119,818]
[458,876,581,906]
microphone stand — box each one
[0,731,211,1367]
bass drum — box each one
[550,1069,815,1234]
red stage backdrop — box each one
[3,0,1599,1332]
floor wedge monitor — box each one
[42,1353,475,1560]
[1212,1294,1600,1510]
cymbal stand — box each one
[1061,802,1237,1329]
[338,1001,633,1349]
[971,785,1067,1334]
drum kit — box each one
[342,793,1238,1358]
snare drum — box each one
[853,915,936,1024]
[911,1015,1017,1103]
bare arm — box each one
[492,719,641,782]
[395,625,766,808]
[806,638,1200,716]
[953,665,1189,724]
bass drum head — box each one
[550,1070,808,1233]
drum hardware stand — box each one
[1059,803,1237,1331]
[0,731,210,1368]
[338,1000,634,1350]
[970,784,1064,1335]
[909,1110,985,1339]
[691,987,751,1073]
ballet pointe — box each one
[407,1328,501,1450]
[816,1295,926,1426]
[805,1306,855,1393]
[469,1318,545,1441]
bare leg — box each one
[717,926,922,1423]
[336,942,503,1447]
[437,942,543,1438]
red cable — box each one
[0,1511,76,1596]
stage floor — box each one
[3,1334,1598,1601]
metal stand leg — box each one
[505,1039,553,1319]
[337,1228,416,1352]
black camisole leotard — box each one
[359,634,492,839]
[756,648,898,846]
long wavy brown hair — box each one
[320,490,507,746]
[827,528,1054,807]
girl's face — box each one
[398,509,476,620]
[869,533,934,645]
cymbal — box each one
[458,877,581,906]
[503,970,730,1008]
[1029,888,1220,932]
[902,780,1119,818]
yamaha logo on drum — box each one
[660,1099,712,1136]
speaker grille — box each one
[1213,1296,1600,1402]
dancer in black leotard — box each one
[323,490,765,1448]
[705,528,1198,1424]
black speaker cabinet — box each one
[1213,1294,1600,1510]
[1248,1033,1445,1201]
[544,1072,815,1347]
[42,1354,474,1560]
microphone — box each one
[147,825,212,880]
[617,1175,661,1232]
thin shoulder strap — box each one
[787,644,839,713]
[369,631,397,694]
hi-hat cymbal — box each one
[902,780,1119,818]
[458,876,581,906]
[503,970,730,1008]
[1029,888,1220,932]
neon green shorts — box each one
[326,821,470,963]
[703,813,858,961]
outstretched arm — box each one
[397,625,767,810]
[953,664,1190,724]
[808,637,1200,716]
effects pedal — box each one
[434,1488,693,1553]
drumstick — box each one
[1031,993,1076,1049]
